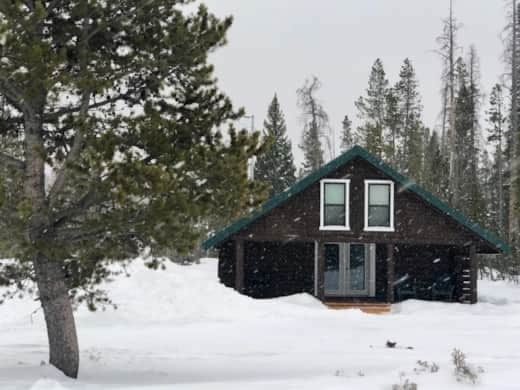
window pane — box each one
[324,244,340,292]
[368,205,390,227]
[369,184,390,206]
[325,183,345,205]
[325,205,345,226]
[349,244,366,291]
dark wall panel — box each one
[375,244,388,300]
[233,157,482,249]
[243,241,314,298]
[394,245,464,301]
[218,240,235,288]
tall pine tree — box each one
[453,57,485,221]
[487,84,508,236]
[356,59,388,158]
[394,58,424,181]
[254,95,296,196]
[504,0,520,247]
[384,87,400,166]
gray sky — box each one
[203,0,506,165]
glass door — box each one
[346,244,369,296]
[324,244,342,296]
[324,243,371,297]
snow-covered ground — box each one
[1,258,519,390]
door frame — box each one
[323,242,375,297]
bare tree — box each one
[297,76,329,173]
[436,0,461,206]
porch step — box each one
[325,302,392,314]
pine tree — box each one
[466,47,486,224]
[504,0,520,246]
[453,58,485,221]
[254,95,296,196]
[487,84,507,236]
[423,130,449,198]
[356,59,388,157]
[340,115,353,152]
[384,87,400,166]
[394,58,424,180]
[0,1,266,378]
[297,76,327,174]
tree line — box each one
[255,0,520,280]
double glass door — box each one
[324,243,370,296]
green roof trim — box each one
[203,145,511,254]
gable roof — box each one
[203,145,511,254]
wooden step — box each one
[325,302,392,314]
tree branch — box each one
[48,9,93,206]
[0,78,29,115]
[0,151,25,171]
[52,189,104,228]
[44,91,139,123]
[48,90,90,205]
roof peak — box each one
[203,145,510,254]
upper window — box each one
[364,180,394,231]
[320,179,350,230]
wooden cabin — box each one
[203,146,510,311]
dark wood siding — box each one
[218,240,235,288]
[233,157,480,248]
[394,245,463,302]
[243,241,314,298]
[375,244,388,300]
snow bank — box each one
[30,379,69,390]
[75,258,325,326]
[0,258,519,390]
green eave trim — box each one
[203,145,512,255]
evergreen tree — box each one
[384,87,400,166]
[297,76,327,174]
[423,130,449,198]
[0,1,265,378]
[356,59,388,157]
[453,58,485,221]
[254,95,296,196]
[504,0,520,247]
[394,58,424,180]
[340,115,353,152]
[487,84,508,236]
[467,47,485,221]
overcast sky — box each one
[202,0,506,165]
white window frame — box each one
[364,179,395,232]
[320,179,350,231]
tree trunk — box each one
[23,111,80,379]
[33,255,80,378]
[448,0,458,208]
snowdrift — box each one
[0,258,519,390]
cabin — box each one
[203,146,510,312]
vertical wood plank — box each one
[317,241,325,300]
[470,244,478,304]
[235,239,245,294]
[314,241,319,297]
[386,243,395,303]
